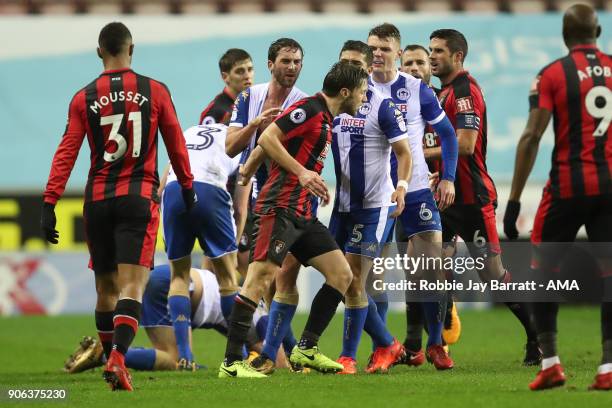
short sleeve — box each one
[377,99,408,143]
[229,88,251,128]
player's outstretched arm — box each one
[258,123,329,202]
[504,107,551,239]
[226,107,282,158]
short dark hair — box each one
[429,29,468,61]
[218,48,252,73]
[268,38,304,62]
[322,61,368,97]
[368,23,401,43]
[340,40,373,67]
[403,44,429,55]
[98,22,132,57]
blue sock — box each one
[363,296,393,348]
[281,328,297,356]
[168,295,192,361]
[261,301,297,361]
[125,347,156,371]
[220,293,237,323]
[373,292,389,323]
[340,306,368,359]
[423,301,444,347]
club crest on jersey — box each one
[359,102,372,116]
[396,87,411,101]
[273,240,286,254]
[290,108,307,124]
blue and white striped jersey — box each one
[332,85,408,212]
[369,71,447,192]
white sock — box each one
[542,356,560,370]
[598,363,612,375]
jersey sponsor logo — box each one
[339,117,365,135]
[455,96,474,113]
[358,102,372,115]
[394,109,407,132]
[289,108,307,124]
[396,87,411,101]
[273,240,286,254]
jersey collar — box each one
[101,67,132,75]
[570,43,599,52]
[442,70,469,88]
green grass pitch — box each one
[1,307,611,407]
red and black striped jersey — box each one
[255,93,333,220]
[199,87,235,125]
[423,123,441,174]
[438,71,497,206]
[43,68,193,205]
[530,44,611,198]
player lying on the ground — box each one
[64,265,294,373]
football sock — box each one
[372,292,389,323]
[598,363,612,375]
[255,315,269,342]
[168,295,192,361]
[299,284,343,349]
[423,300,446,347]
[220,292,238,323]
[542,356,561,370]
[112,298,141,356]
[505,302,537,341]
[363,295,394,348]
[124,347,156,371]
[341,301,368,359]
[602,302,612,364]
[405,302,424,351]
[224,294,257,364]
[95,310,114,359]
[262,300,297,361]
[533,302,559,358]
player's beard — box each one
[273,69,298,88]
[339,96,358,116]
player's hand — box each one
[436,179,455,212]
[40,202,59,244]
[181,188,198,212]
[389,187,406,218]
[253,107,282,127]
[298,170,329,204]
[428,172,439,192]
[503,200,521,240]
[238,164,254,186]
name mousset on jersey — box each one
[339,117,365,134]
[89,91,149,114]
[577,65,611,81]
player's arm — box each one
[157,84,196,209]
[504,72,553,239]
[232,180,252,245]
[418,83,458,210]
[41,91,88,244]
[239,145,267,185]
[257,122,329,202]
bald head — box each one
[563,3,601,47]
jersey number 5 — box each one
[101,112,142,162]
